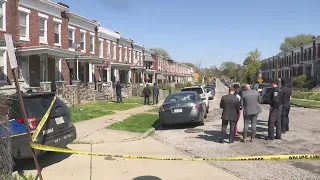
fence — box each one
[0,94,13,179]
[292,91,320,101]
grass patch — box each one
[3,174,35,180]
[291,99,320,107]
[70,107,114,123]
[107,113,159,133]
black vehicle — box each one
[159,91,206,126]
[259,87,273,104]
[253,83,272,94]
[4,92,77,160]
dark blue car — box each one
[0,92,77,161]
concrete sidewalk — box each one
[22,137,240,180]
[75,101,163,141]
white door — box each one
[20,57,29,85]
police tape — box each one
[31,96,57,142]
[30,143,320,161]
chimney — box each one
[57,2,69,8]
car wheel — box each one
[206,106,209,113]
[204,110,207,118]
[198,114,204,126]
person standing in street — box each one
[233,84,242,136]
[266,79,283,140]
[153,82,159,105]
[219,87,240,144]
[115,81,123,103]
[280,79,292,133]
[241,84,262,142]
[143,84,151,105]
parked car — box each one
[253,83,272,93]
[1,92,77,161]
[205,87,215,100]
[181,86,209,113]
[259,87,273,104]
[159,91,206,126]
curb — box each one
[120,123,160,142]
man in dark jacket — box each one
[143,84,151,105]
[152,82,159,105]
[280,79,292,133]
[266,79,283,140]
[219,87,240,144]
[115,81,123,103]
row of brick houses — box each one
[0,0,194,101]
[261,36,320,86]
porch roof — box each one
[145,69,156,73]
[20,46,82,58]
[65,56,106,64]
[157,74,166,80]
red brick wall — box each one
[103,40,107,58]
[61,58,70,84]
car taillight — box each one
[15,116,37,130]
[159,106,164,112]
[192,104,199,110]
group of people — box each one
[219,78,292,143]
[114,81,159,105]
[142,83,160,105]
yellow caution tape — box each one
[30,143,320,161]
[31,96,57,142]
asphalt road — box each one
[154,79,320,180]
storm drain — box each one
[185,128,203,133]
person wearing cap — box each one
[219,87,241,144]
[266,79,283,140]
[280,79,292,133]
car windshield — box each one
[181,88,203,95]
[165,93,196,103]
[258,84,271,89]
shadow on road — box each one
[133,175,162,180]
[196,130,221,142]
[156,123,198,130]
[14,151,71,176]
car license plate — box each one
[55,117,65,125]
[174,108,183,113]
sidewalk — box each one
[23,137,240,180]
[75,100,163,141]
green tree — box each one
[280,34,314,52]
[292,75,310,89]
[149,48,171,59]
[220,61,238,79]
[244,48,262,84]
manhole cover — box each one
[185,128,203,133]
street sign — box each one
[4,34,18,69]
[257,77,263,83]
[194,73,199,79]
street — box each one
[154,79,320,180]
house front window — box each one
[106,41,111,56]
[128,49,132,63]
[68,28,75,49]
[119,46,122,62]
[0,1,5,31]
[90,34,94,53]
[0,50,6,82]
[80,31,86,52]
[112,43,116,59]
[19,7,30,41]
[124,47,127,62]
[53,20,61,45]
[38,13,48,44]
